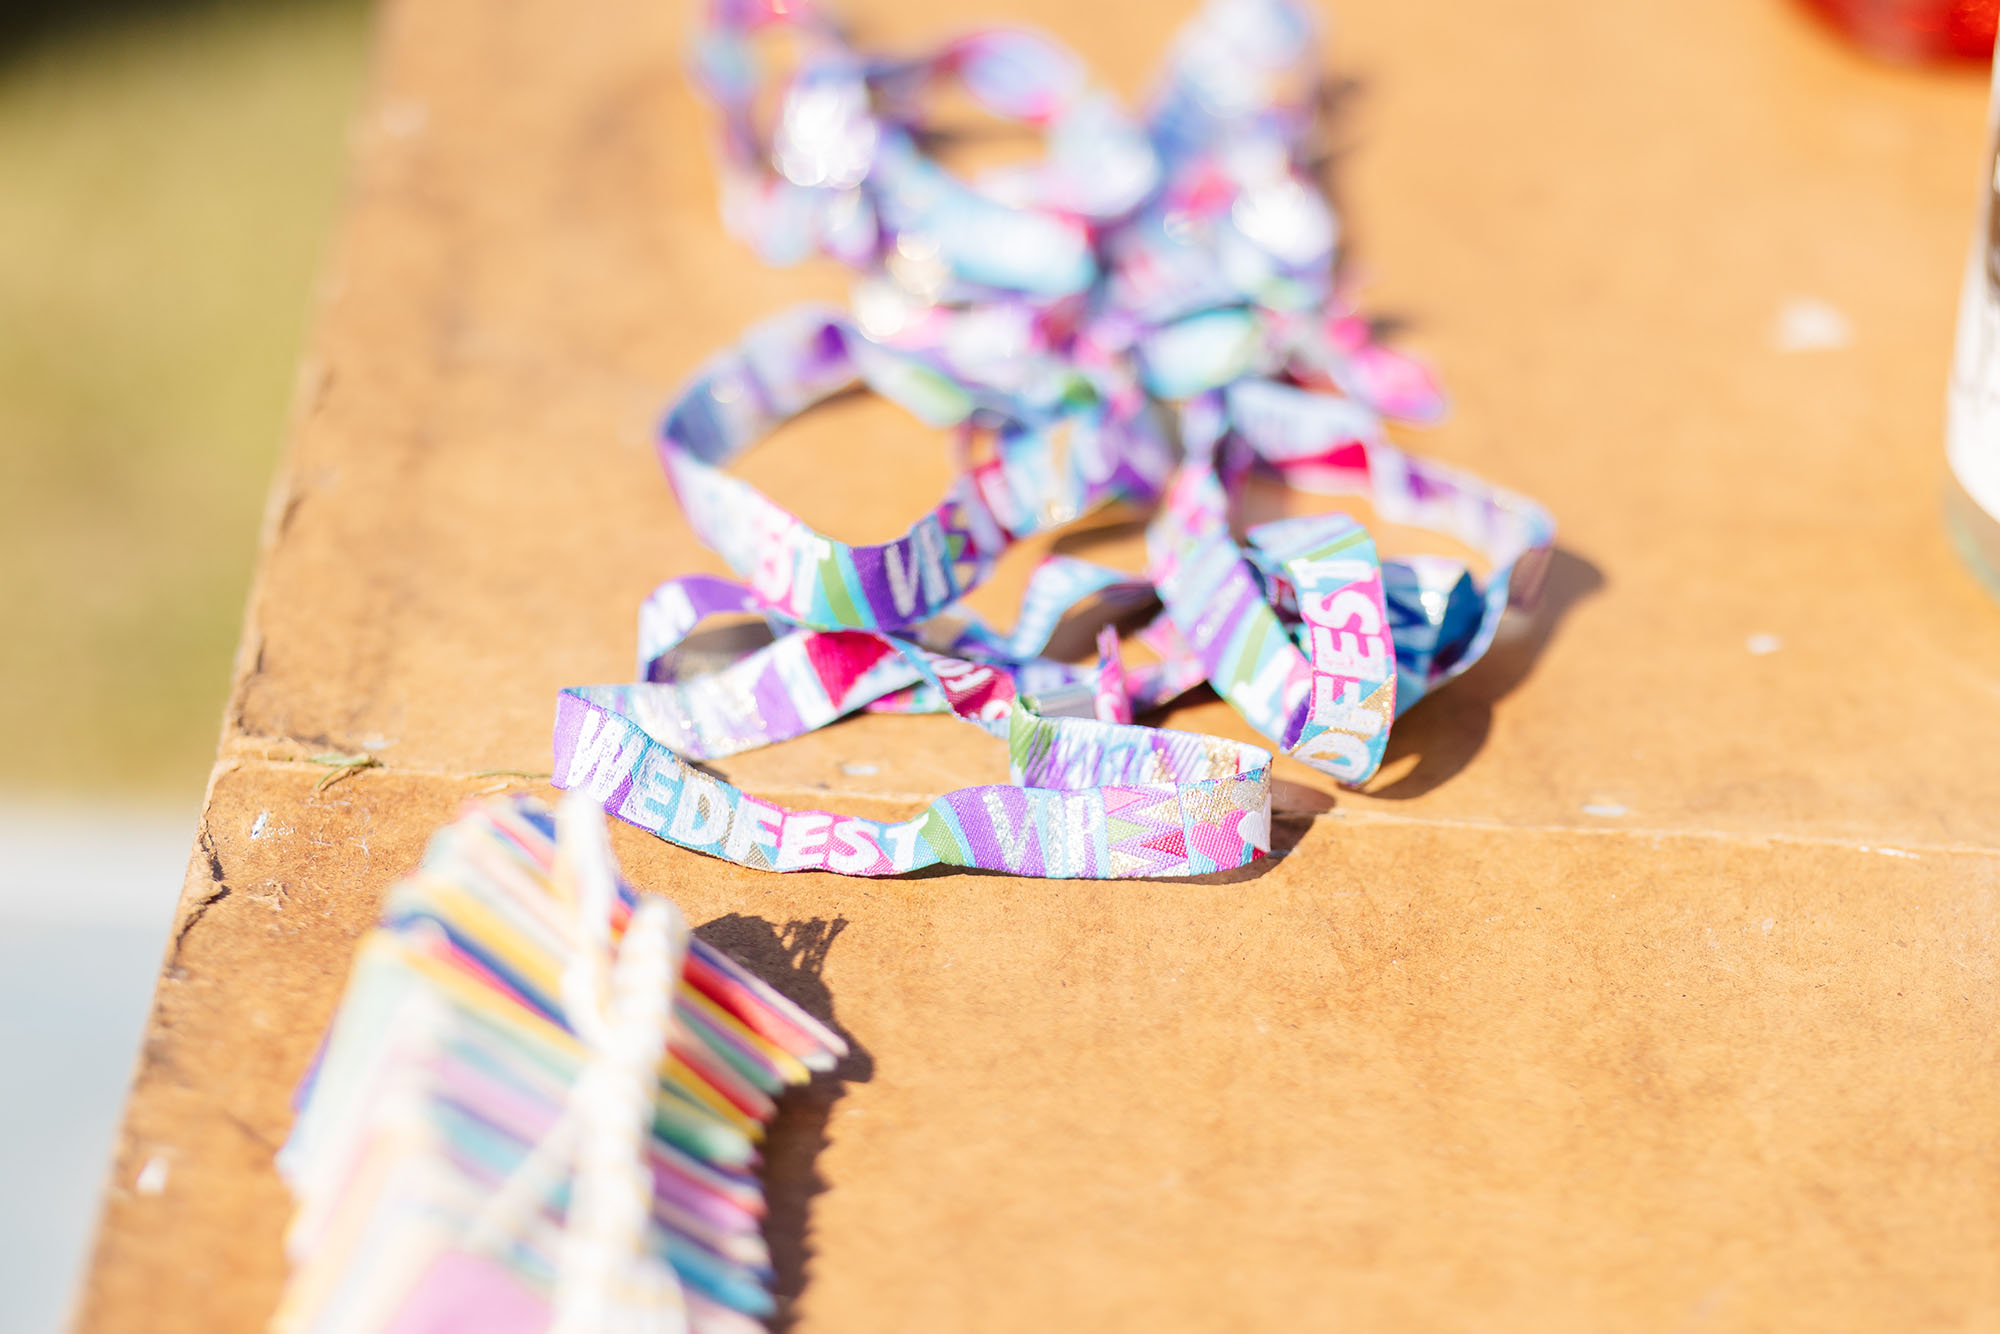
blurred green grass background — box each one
[0,0,371,803]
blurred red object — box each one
[1796,0,1999,60]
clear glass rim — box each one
[1946,469,2000,601]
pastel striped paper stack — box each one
[273,794,847,1333]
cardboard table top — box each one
[77,0,2000,1328]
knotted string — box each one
[462,794,691,1331]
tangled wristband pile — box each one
[553,0,1556,879]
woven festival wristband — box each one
[1219,377,1556,709]
[1145,394,1400,786]
[692,7,1157,297]
[1147,0,1323,160]
[658,304,1166,635]
[553,623,1275,878]
[838,33,1160,397]
[631,0,1555,875]
[691,0,882,268]
[629,551,1168,760]
[624,576,923,763]
[1079,0,1346,401]
[859,30,1160,299]
[564,565,1274,878]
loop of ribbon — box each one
[549,0,1558,879]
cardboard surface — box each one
[76,0,2000,1328]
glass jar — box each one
[1948,33,2000,598]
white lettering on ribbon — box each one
[566,708,641,801]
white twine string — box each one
[464,794,690,1333]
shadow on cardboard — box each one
[694,912,872,1332]
[1362,546,1603,800]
